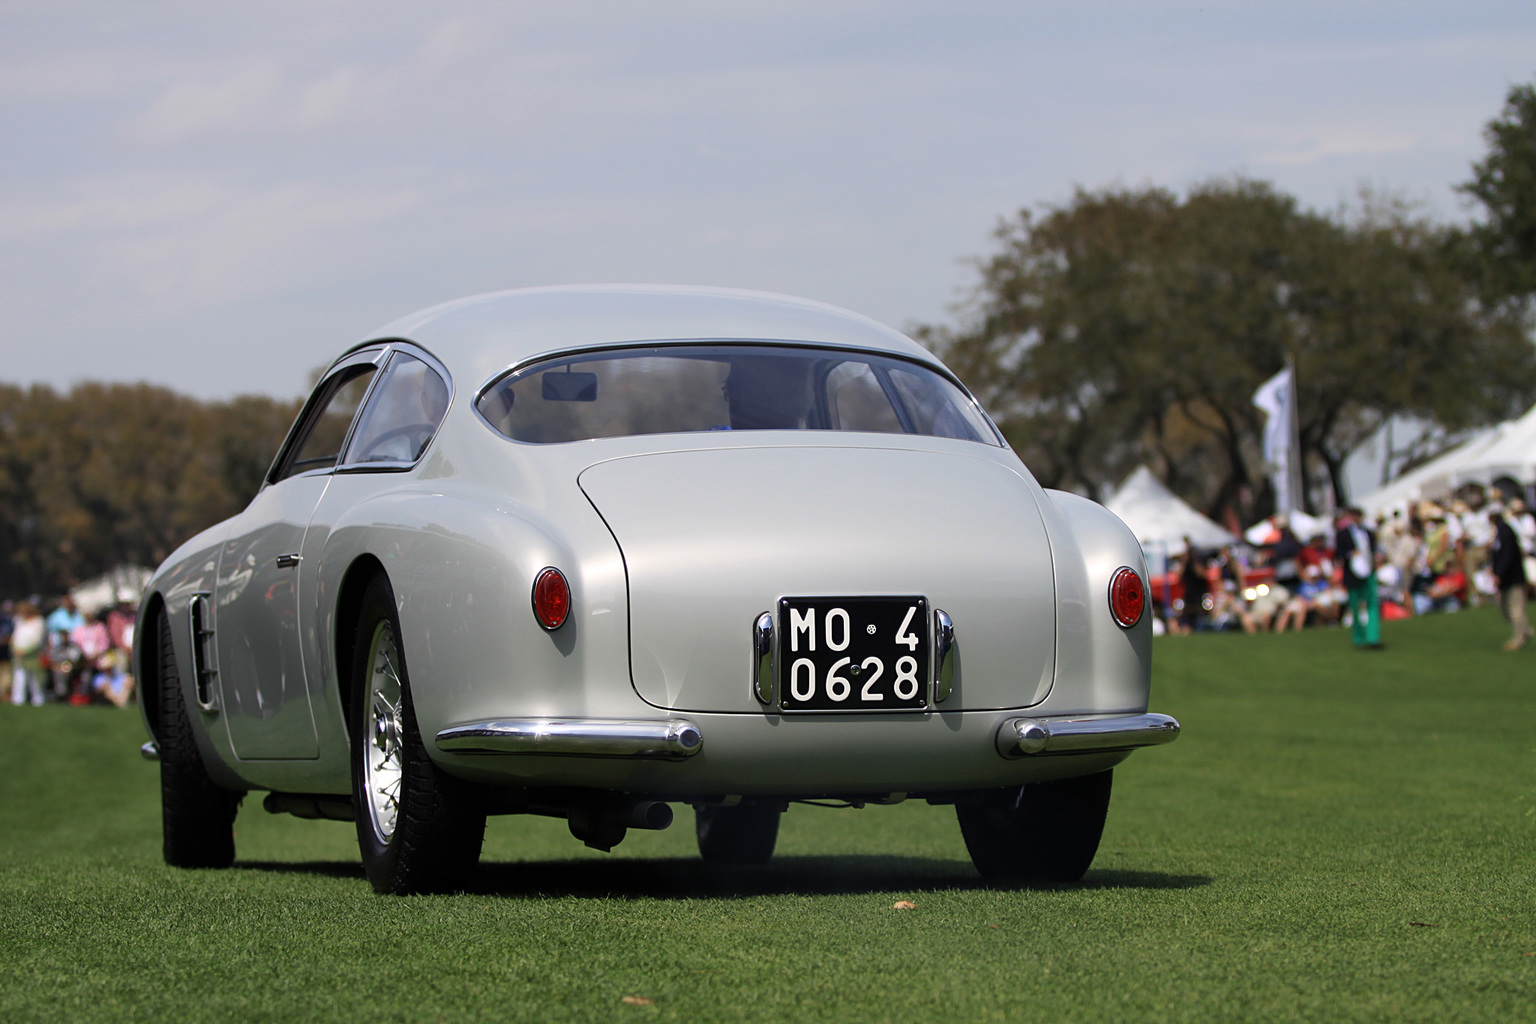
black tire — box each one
[350,574,485,895]
[156,612,242,868]
[956,770,1113,883]
[696,803,782,865]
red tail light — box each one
[532,567,570,630]
[1109,567,1145,627]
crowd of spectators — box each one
[3,492,1531,702]
[1160,494,1536,650]
[0,595,137,707]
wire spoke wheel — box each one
[349,572,485,894]
[362,620,405,843]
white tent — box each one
[1355,406,1536,515]
[1354,426,1499,514]
[1445,401,1536,489]
[1104,466,1236,557]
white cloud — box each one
[125,65,284,143]
[0,51,155,100]
[414,14,492,75]
[295,66,365,128]
[113,181,422,306]
[1,176,420,312]
[1256,131,1419,169]
[0,180,224,239]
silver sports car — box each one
[136,285,1179,894]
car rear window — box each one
[476,344,1000,445]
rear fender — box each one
[314,487,638,765]
[1037,490,1153,714]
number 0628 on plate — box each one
[776,597,930,713]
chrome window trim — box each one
[471,339,1003,448]
[263,346,389,487]
[335,342,455,473]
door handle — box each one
[275,553,302,569]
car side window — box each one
[342,353,451,467]
[272,365,379,482]
[823,362,903,434]
[888,367,987,442]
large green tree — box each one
[1460,81,1536,303]
[1287,192,1533,503]
[924,178,1536,524]
[0,384,301,597]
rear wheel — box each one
[956,770,1113,883]
[156,612,242,868]
[696,803,782,865]
[350,574,485,895]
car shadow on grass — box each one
[235,860,367,881]
[235,856,1210,897]
[472,856,1212,898]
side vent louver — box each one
[188,594,219,710]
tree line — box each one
[918,81,1536,527]
[0,383,300,598]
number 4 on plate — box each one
[895,605,921,651]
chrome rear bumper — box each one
[436,718,704,760]
[996,713,1181,757]
[435,712,1177,764]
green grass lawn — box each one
[2,607,1532,1023]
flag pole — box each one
[1286,352,1303,515]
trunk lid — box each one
[578,444,1056,713]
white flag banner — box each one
[1252,367,1295,514]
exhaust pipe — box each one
[563,796,673,852]
[482,787,675,851]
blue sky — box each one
[2,1,1533,399]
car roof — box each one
[364,285,946,390]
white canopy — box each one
[1354,432,1489,514]
[1447,401,1536,488]
[1355,407,1536,515]
[1104,466,1236,557]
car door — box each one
[296,347,454,707]
[215,350,383,759]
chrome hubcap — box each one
[363,620,404,844]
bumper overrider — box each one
[434,712,1179,760]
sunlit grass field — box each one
[2,607,1533,1022]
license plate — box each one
[777,597,930,712]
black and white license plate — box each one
[777,597,930,712]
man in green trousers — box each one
[1334,507,1382,649]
